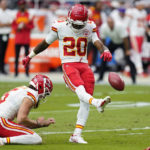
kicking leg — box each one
[75,85,111,112]
[63,64,111,111]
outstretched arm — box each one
[17,97,55,129]
[92,31,112,62]
[22,40,49,68]
[94,40,109,54]
[31,40,49,55]
[94,40,112,62]
[22,29,58,68]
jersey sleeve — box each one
[91,21,97,33]
[91,21,99,43]
[92,32,99,43]
[26,91,38,106]
[45,21,59,44]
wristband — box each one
[104,49,109,52]
[29,51,36,58]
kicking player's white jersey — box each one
[0,86,38,120]
[45,20,99,64]
[126,8,147,36]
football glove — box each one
[22,56,31,68]
[100,50,112,62]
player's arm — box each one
[94,39,109,54]
[92,32,112,62]
[17,97,55,129]
[22,29,58,68]
[30,40,49,55]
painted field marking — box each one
[40,126,150,135]
[67,101,150,108]
[31,101,150,115]
[118,133,143,135]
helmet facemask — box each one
[38,86,51,103]
[68,18,87,33]
[68,4,88,33]
[29,75,53,107]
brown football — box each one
[108,72,125,91]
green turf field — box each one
[0,82,150,150]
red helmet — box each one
[29,74,53,98]
[68,4,88,27]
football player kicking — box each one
[22,4,112,144]
[0,74,55,146]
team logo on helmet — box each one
[29,74,53,98]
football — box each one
[108,72,125,91]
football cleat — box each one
[69,135,87,144]
[0,139,4,146]
[96,96,111,112]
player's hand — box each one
[145,147,150,150]
[37,117,55,127]
[47,118,55,125]
[100,50,112,62]
[22,56,31,68]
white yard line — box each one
[40,127,150,135]
[31,101,150,114]
[31,109,78,114]
[118,133,143,135]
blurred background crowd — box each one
[0,0,150,84]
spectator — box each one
[126,1,147,76]
[0,0,13,75]
[88,1,107,70]
[46,1,60,27]
[110,7,129,29]
[12,0,34,77]
[142,10,150,74]
[97,17,137,84]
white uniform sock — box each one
[1,133,42,145]
[75,85,93,104]
[73,85,102,136]
[75,85,99,107]
[74,101,89,136]
[74,85,92,136]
